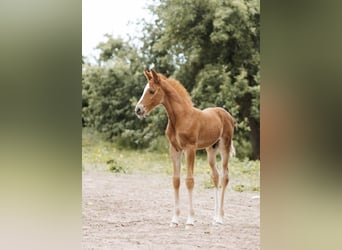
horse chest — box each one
[166,126,197,150]
[175,132,190,146]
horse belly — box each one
[195,110,222,149]
[197,127,221,149]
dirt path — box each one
[82,171,260,249]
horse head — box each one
[135,69,165,119]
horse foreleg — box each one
[185,146,195,227]
[170,146,181,227]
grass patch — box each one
[82,128,170,174]
[107,159,126,173]
[82,128,260,192]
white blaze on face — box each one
[135,83,150,119]
[137,83,149,105]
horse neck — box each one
[161,84,193,126]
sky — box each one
[82,0,152,60]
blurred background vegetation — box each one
[82,0,260,160]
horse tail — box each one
[230,140,236,158]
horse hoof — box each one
[186,216,194,225]
[170,222,178,228]
[185,224,194,230]
[212,221,223,226]
[212,217,224,225]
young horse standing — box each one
[135,69,235,227]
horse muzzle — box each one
[135,104,146,119]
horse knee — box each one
[173,177,180,189]
[185,177,194,190]
[222,174,229,188]
[211,172,219,187]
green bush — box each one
[82,0,260,160]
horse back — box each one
[202,107,234,136]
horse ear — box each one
[143,69,152,81]
[151,68,160,84]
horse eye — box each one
[149,89,155,95]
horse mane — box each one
[159,73,193,107]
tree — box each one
[82,0,260,159]
[141,0,260,159]
[82,35,169,149]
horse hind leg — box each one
[206,146,220,224]
[217,139,231,224]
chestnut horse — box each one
[135,69,235,227]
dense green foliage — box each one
[82,0,260,159]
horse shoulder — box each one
[165,122,173,139]
[166,122,182,151]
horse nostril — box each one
[135,105,144,116]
